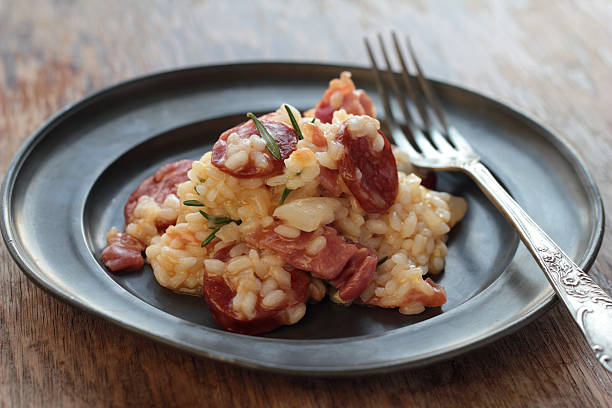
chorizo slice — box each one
[337,119,398,213]
[314,71,376,123]
[330,245,377,302]
[421,278,447,307]
[420,171,436,190]
[101,230,146,272]
[203,266,310,335]
[124,159,192,226]
[255,225,358,281]
[212,244,235,262]
[247,224,377,301]
[211,119,297,178]
[318,166,343,197]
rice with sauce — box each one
[104,72,467,333]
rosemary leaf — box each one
[200,210,241,226]
[279,187,293,205]
[183,200,204,207]
[193,186,198,194]
[311,117,316,123]
[284,104,304,140]
[213,217,242,225]
[376,256,388,267]
[199,178,206,183]
[201,227,220,247]
[247,112,281,160]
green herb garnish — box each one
[200,210,241,226]
[279,187,293,204]
[193,186,198,194]
[213,217,241,225]
[284,104,304,141]
[247,112,281,160]
[376,256,388,266]
[201,227,220,247]
[199,178,206,183]
[183,200,204,207]
[199,213,241,247]
[310,117,316,123]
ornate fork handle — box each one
[464,161,612,371]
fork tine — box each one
[406,37,450,135]
[430,129,456,154]
[364,37,421,157]
[447,127,474,153]
[412,129,440,156]
[395,128,422,156]
[376,33,414,129]
[364,38,396,130]
[391,32,431,132]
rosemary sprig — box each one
[183,200,204,206]
[376,256,388,267]
[199,211,241,246]
[201,227,220,247]
[247,112,281,160]
[199,210,241,226]
[279,187,293,204]
[213,217,241,225]
[284,104,303,141]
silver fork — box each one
[366,32,612,373]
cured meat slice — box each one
[211,119,297,178]
[314,72,376,123]
[420,171,436,190]
[248,224,377,301]
[308,123,328,147]
[103,159,190,273]
[212,245,234,262]
[330,245,377,301]
[337,120,398,213]
[203,267,310,335]
[318,166,343,197]
[124,159,192,226]
[101,231,146,272]
[254,226,357,280]
[421,278,447,307]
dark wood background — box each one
[1,1,611,406]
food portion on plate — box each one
[101,72,467,334]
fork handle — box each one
[464,161,612,372]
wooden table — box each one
[2,1,611,406]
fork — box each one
[365,32,612,373]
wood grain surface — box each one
[1,1,611,406]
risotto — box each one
[101,72,467,334]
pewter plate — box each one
[1,63,604,375]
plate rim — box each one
[0,61,605,375]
